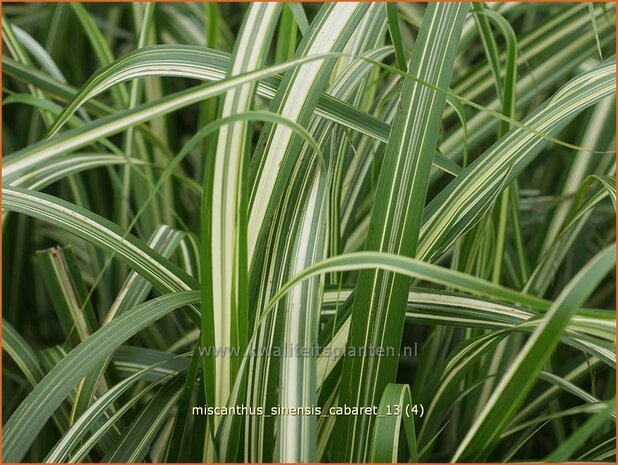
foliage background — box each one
[2,2,617,463]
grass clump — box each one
[2,2,616,462]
